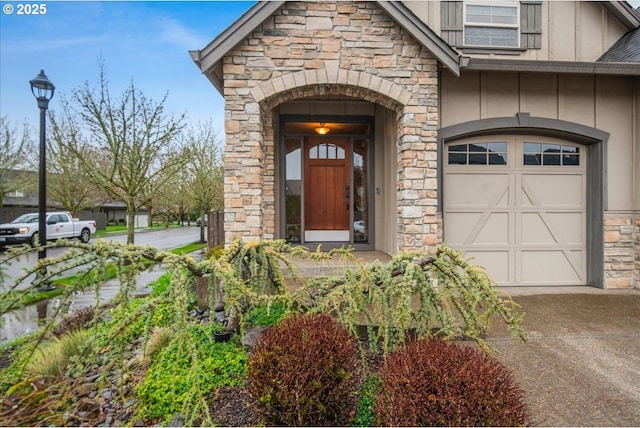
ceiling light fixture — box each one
[314,122,330,135]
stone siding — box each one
[604,213,639,289]
[222,1,439,250]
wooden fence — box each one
[206,210,224,249]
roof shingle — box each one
[597,27,640,62]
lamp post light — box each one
[30,69,55,288]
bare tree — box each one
[154,167,191,227]
[62,68,187,243]
[47,109,108,216]
[149,172,181,227]
[0,116,36,209]
[182,120,224,242]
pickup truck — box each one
[0,211,97,247]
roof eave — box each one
[462,58,640,76]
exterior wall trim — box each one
[438,113,609,287]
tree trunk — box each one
[127,209,136,244]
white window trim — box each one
[463,1,520,49]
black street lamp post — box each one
[30,70,55,287]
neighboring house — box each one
[190,1,640,289]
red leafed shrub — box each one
[247,312,360,426]
[374,339,530,427]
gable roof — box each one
[190,1,461,94]
[597,27,640,62]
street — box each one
[0,226,204,291]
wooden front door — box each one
[304,137,350,233]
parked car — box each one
[196,217,207,227]
[0,211,97,247]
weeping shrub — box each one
[247,313,361,426]
[374,339,530,427]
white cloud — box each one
[156,16,208,50]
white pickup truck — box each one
[0,211,97,247]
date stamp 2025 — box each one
[2,3,47,15]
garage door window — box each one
[448,142,507,165]
[523,142,580,166]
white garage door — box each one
[443,135,586,286]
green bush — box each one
[135,324,247,422]
[243,301,290,328]
[91,297,176,349]
[247,313,360,426]
[351,375,382,427]
[374,339,530,427]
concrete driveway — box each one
[488,288,640,426]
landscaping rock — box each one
[242,325,269,350]
[167,412,185,427]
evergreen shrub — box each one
[374,339,530,427]
[247,312,360,426]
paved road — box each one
[0,226,203,291]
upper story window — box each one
[464,2,519,48]
[441,1,542,50]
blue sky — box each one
[0,1,255,134]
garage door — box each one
[443,136,586,286]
